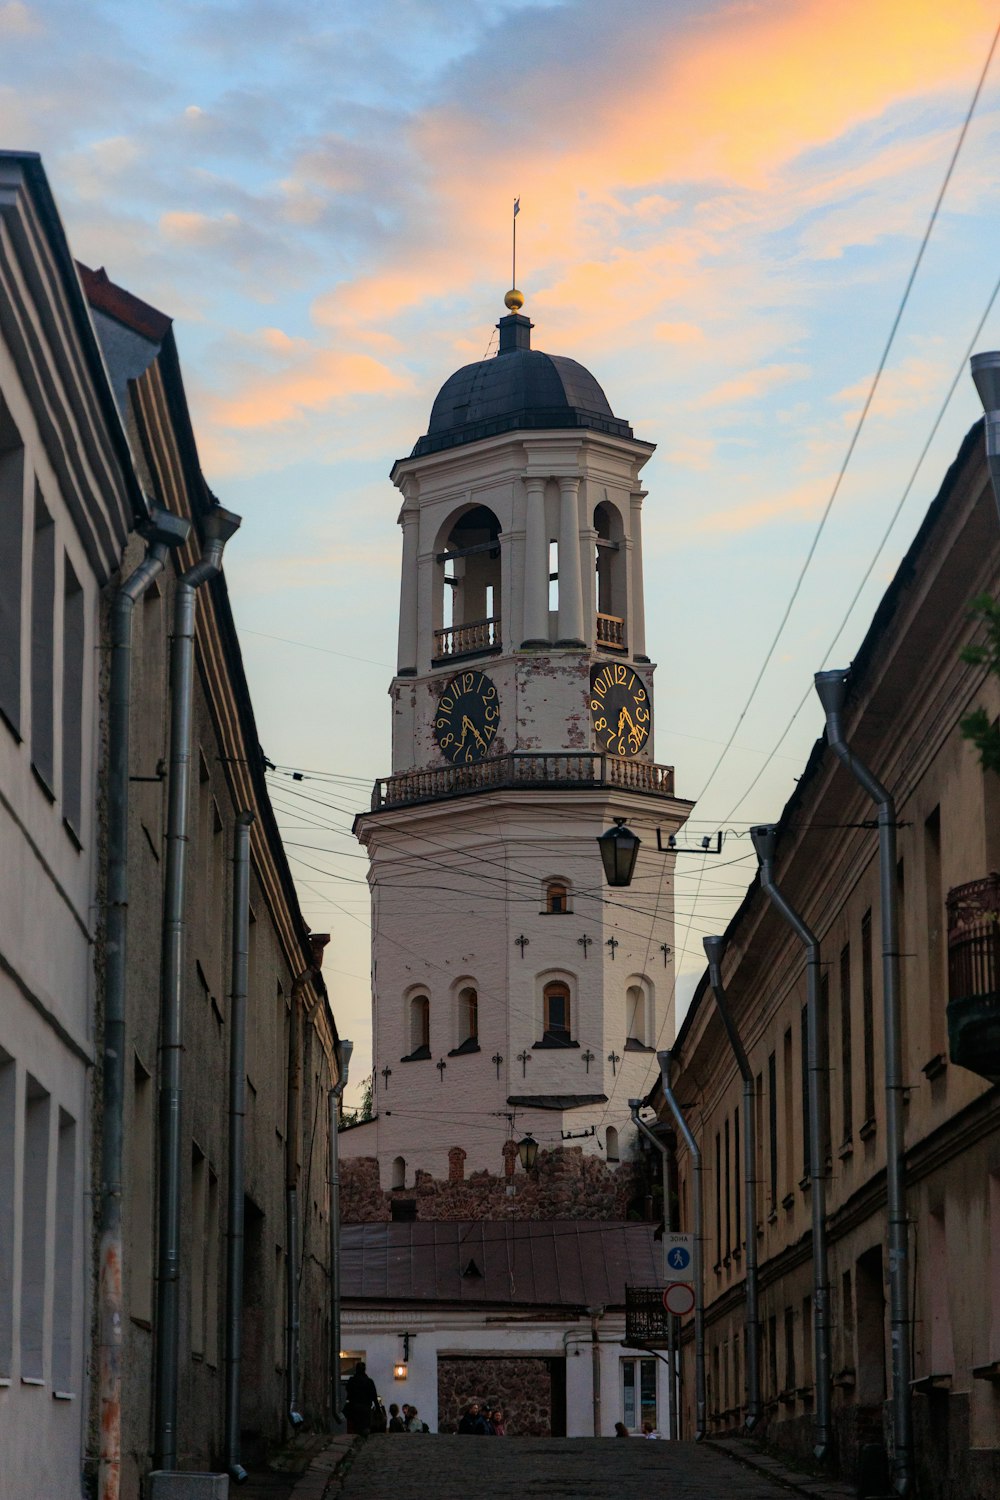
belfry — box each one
[342,292,691,1188]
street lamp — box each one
[597,817,640,887]
[971,351,1000,519]
[517,1133,539,1171]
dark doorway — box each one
[855,1245,887,1406]
[240,1197,267,1461]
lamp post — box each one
[328,1038,353,1424]
[517,1133,539,1171]
[597,817,640,887]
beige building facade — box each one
[661,422,1000,1497]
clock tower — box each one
[344,295,691,1189]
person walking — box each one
[344,1360,379,1435]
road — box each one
[333,1435,800,1498]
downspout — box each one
[657,1050,706,1441]
[588,1306,604,1436]
[98,507,188,1500]
[154,505,242,1471]
[751,825,831,1464]
[703,936,762,1433]
[629,1101,679,1439]
[285,967,312,1430]
[224,811,254,1484]
[815,669,913,1496]
[328,1038,353,1425]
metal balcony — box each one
[947,874,1000,1082]
[371,751,675,810]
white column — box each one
[396,505,419,674]
[557,476,585,646]
[629,489,647,658]
[522,476,550,646]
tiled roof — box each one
[342,1220,659,1309]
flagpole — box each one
[512,199,517,291]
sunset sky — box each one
[4,0,1000,1104]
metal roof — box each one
[341,1220,659,1309]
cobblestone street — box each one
[331,1437,808,1499]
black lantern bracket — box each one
[656,829,723,855]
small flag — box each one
[513,197,520,217]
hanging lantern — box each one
[597,817,640,887]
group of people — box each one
[458,1401,506,1435]
[343,1362,430,1435]
[614,1420,661,1438]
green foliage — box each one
[359,1072,374,1121]
[960,594,1000,774]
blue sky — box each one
[3,0,999,1102]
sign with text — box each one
[663,1232,694,1281]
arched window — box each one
[392,1156,406,1190]
[545,879,570,915]
[543,981,572,1042]
[626,984,646,1046]
[459,986,478,1045]
[606,1126,620,1162]
[409,994,430,1056]
[594,501,626,652]
[436,505,502,658]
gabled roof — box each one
[342,1220,659,1309]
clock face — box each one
[590,663,650,758]
[433,670,500,764]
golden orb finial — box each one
[504,287,524,313]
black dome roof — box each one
[411,312,633,458]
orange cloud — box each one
[206,338,409,430]
[695,363,811,410]
[694,475,833,535]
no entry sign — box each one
[662,1281,695,1317]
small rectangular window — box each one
[544,984,570,1037]
[801,1003,810,1179]
[784,1306,796,1392]
[21,1076,50,1381]
[0,418,24,735]
[861,910,875,1125]
[30,492,56,792]
[51,1110,75,1392]
[840,943,853,1144]
[61,557,84,836]
[767,1052,777,1209]
[0,1050,15,1376]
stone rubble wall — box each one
[340,1144,646,1223]
[437,1355,555,1436]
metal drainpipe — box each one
[154,505,242,1472]
[224,811,254,1484]
[751,824,831,1464]
[629,1101,679,1440]
[815,669,913,1496]
[286,968,313,1430]
[98,507,189,1500]
[656,1050,706,1441]
[703,936,762,1433]
[588,1306,604,1436]
[328,1038,353,1425]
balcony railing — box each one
[596,612,626,652]
[947,874,1000,1082]
[433,617,501,661]
[372,751,675,809]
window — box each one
[733,1106,741,1254]
[61,557,84,836]
[545,880,570,914]
[924,806,945,1056]
[782,1027,793,1197]
[191,1146,207,1357]
[861,910,875,1127]
[51,1111,75,1392]
[783,1306,796,1393]
[0,1051,15,1376]
[802,1295,813,1392]
[408,995,430,1057]
[605,1127,619,1162]
[621,1356,656,1432]
[30,492,55,792]
[723,1117,731,1260]
[205,1169,219,1366]
[392,1156,406,1190]
[21,1076,50,1381]
[767,1052,777,1211]
[543,981,571,1041]
[840,944,853,1145]
[626,983,647,1046]
[714,1131,722,1267]
[801,1003,810,1180]
[0,411,24,735]
[457,986,478,1048]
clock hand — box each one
[456,715,488,754]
